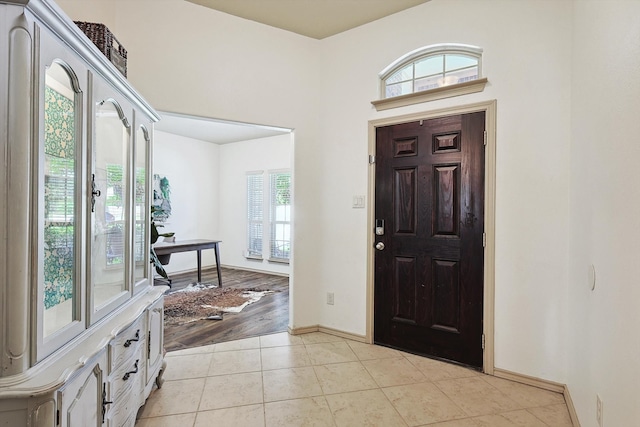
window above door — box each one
[373,44,488,111]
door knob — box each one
[375,242,385,251]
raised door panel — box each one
[431,259,461,333]
[394,168,417,234]
[3,8,33,376]
[58,350,106,427]
[146,298,164,386]
[392,256,417,323]
[30,398,56,427]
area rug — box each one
[164,284,273,326]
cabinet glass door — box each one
[43,62,80,337]
[91,99,130,312]
[134,125,150,286]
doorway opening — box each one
[154,111,294,349]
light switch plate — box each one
[352,195,365,208]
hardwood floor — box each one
[157,266,289,352]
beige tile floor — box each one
[136,332,574,427]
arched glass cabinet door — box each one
[91,98,131,315]
[41,61,83,345]
[134,124,150,289]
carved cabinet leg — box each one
[155,360,167,389]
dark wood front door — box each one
[374,112,485,368]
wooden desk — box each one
[153,239,222,286]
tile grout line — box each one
[259,346,267,427]
[138,332,574,426]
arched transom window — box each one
[380,44,483,99]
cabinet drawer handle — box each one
[102,383,112,423]
[123,359,139,380]
[124,330,140,347]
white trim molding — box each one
[494,368,581,426]
[379,43,484,79]
[288,325,367,343]
[376,43,485,108]
[372,78,488,111]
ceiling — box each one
[155,111,291,145]
[185,0,430,39]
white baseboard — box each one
[288,325,319,335]
[563,384,581,427]
[493,368,580,426]
[164,264,289,278]
[288,325,366,343]
[493,368,565,393]
[220,264,290,277]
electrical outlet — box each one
[596,394,603,427]
[326,292,334,305]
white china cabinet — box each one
[0,1,166,426]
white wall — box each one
[56,1,640,422]
[55,0,116,30]
[568,1,640,426]
[57,0,320,326]
[153,130,292,277]
[153,130,219,275]
[57,0,571,374]
[57,0,572,372]
[218,134,293,275]
[317,0,572,383]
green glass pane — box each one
[43,62,77,337]
[445,54,478,72]
[415,55,443,78]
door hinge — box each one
[369,155,376,164]
[148,331,151,358]
[482,333,485,350]
[483,130,487,146]
[482,232,486,247]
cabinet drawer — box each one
[109,381,142,427]
[110,317,145,373]
[110,340,144,405]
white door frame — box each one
[366,99,497,374]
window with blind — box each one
[247,173,264,258]
[43,79,77,316]
[106,164,125,266]
[44,157,76,308]
[269,172,291,261]
[246,170,292,262]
